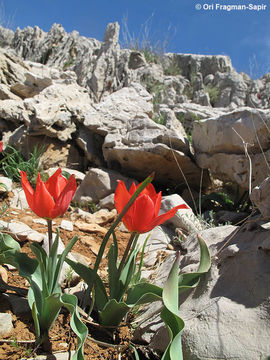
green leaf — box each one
[108,243,120,300]
[28,280,44,318]
[132,234,149,285]
[0,233,20,253]
[126,282,162,305]
[31,302,41,341]
[118,248,138,299]
[30,243,49,297]
[0,183,8,192]
[52,234,78,293]
[47,230,60,292]
[38,293,62,336]
[179,234,211,294]
[61,293,88,360]
[161,253,185,360]
[129,344,141,360]
[99,299,130,327]
[65,258,108,312]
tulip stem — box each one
[47,220,53,252]
[118,232,137,276]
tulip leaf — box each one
[131,234,149,285]
[31,302,40,341]
[129,344,141,360]
[118,248,138,298]
[108,243,120,300]
[65,258,108,312]
[30,243,50,297]
[61,293,88,360]
[53,233,78,293]
[0,233,21,253]
[48,230,60,291]
[99,299,130,327]
[161,253,184,360]
[178,234,211,294]
[38,293,62,337]
[126,282,162,305]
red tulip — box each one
[20,168,77,220]
[0,141,3,153]
[114,181,189,234]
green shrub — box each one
[205,85,221,106]
[153,114,165,125]
[164,62,181,76]
[1,145,45,186]
[176,112,202,144]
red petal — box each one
[20,171,35,211]
[45,168,67,200]
[0,141,3,153]
[33,173,56,218]
[129,194,155,233]
[142,204,189,233]
[114,181,131,214]
[51,174,77,218]
[154,191,162,217]
[128,182,136,196]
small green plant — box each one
[142,49,159,64]
[120,14,170,65]
[204,85,221,106]
[163,62,181,76]
[1,145,45,186]
[153,113,166,125]
[10,337,33,358]
[10,336,19,349]
[199,189,252,214]
[64,266,74,288]
[89,202,100,214]
[176,112,202,144]
[63,56,75,70]
[182,83,194,100]
[23,347,32,358]
[141,77,164,110]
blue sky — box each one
[1,0,270,78]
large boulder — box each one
[73,167,135,204]
[24,83,92,141]
[193,107,270,189]
[134,224,270,359]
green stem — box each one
[47,220,53,253]
[118,232,137,277]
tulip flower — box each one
[20,168,77,220]
[0,141,3,153]
[114,181,189,234]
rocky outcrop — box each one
[0,46,206,188]
[193,107,270,189]
[1,22,270,112]
[79,82,208,188]
[1,21,270,193]
[0,23,101,94]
